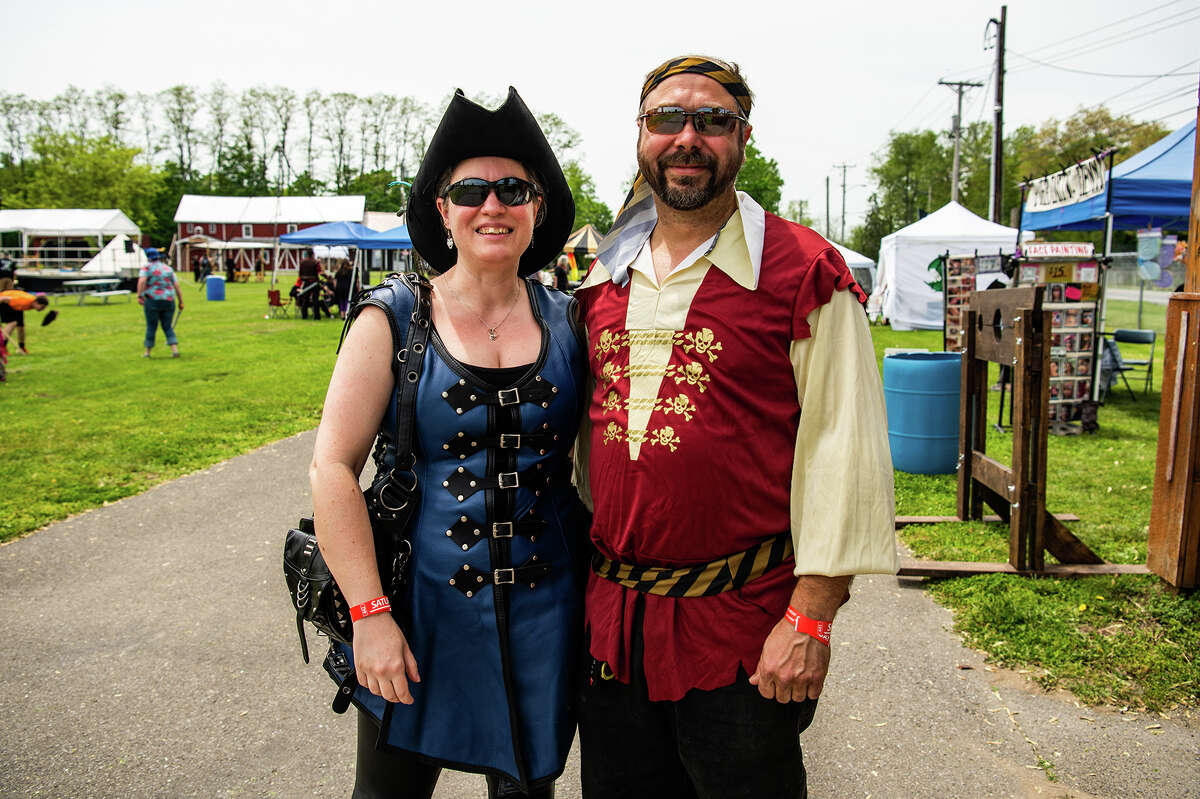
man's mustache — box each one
[659,151,716,169]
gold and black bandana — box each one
[640,56,752,117]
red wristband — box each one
[350,596,391,622]
[784,606,832,646]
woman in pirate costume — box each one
[310,88,587,799]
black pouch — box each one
[282,477,415,664]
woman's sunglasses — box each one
[443,177,540,207]
[638,107,747,137]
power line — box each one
[1152,105,1198,123]
[1122,85,1199,115]
[1011,6,1200,71]
[891,83,940,130]
[1018,0,1187,57]
[1009,50,1200,78]
[1099,58,1200,104]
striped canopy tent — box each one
[563,224,603,281]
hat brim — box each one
[408,87,574,277]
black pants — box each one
[299,280,325,319]
[352,712,554,799]
[577,598,815,799]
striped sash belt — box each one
[592,532,793,598]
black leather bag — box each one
[283,273,432,663]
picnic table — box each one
[61,278,132,306]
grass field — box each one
[2,279,1196,712]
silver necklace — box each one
[442,277,522,341]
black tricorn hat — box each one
[408,87,575,277]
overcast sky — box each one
[2,0,1197,235]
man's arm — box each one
[750,277,898,703]
[750,574,849,702]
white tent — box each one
[868,201,1029,331]
[0,208,140,238]
[832,242,876,293]
[80,234,147,276]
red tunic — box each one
[577,213,864,701]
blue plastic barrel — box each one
[882,352,962,474]
[205,274,226,301]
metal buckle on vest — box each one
[497,471,519,489]
[493,568,515,585]
[492,521,514,538]
[497,388,520,406]
[499,433,521,449]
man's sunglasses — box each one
[443,177,540,207]
[638,107,747,137]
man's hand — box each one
[748,619,831,703]
[749,573,850,703]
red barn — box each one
[172,195,367,272]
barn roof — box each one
[173,195,366,225]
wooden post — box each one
[1147,86,1200,587]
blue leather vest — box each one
[329,275,588,790]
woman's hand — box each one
[352,614,422,705]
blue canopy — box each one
[1022,119,1195,232]
[358,225,413,250]
[278,220,374,246]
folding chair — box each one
[1101,329,1155,401]
[267,289,291,319]
[1112,328,1155,396]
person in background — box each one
[0,290,50,354]
[199,252,212,282]
[0,253,15,291]
[333,259,354,319]
[553,255,570,291]
[225,253,236,284]
[137,247,183,358]
[297,249,325,320]
[572,55,897,798]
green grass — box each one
[0,279,343,539]
[3,286,1196,712]
[873,299,1198,713]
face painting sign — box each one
[1024,153,1108,214]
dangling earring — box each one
[527,233,534,250]
[446,232,454,250]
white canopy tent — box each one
[832,242,876,293]
[868,202,1029,330]
[0,209,141,269]
[0,208,140,238]
[80,234,147,276]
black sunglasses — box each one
[443,177,540,207]
[638,107,747,137]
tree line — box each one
[0,84,618,246]
[847,106,1171,261]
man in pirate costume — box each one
[573,56,898,797]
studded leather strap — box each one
[448,558,553,598]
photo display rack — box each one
[1014,242,1102,434]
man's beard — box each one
[638,147,741,211]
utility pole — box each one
[938,79,983,204]
[833,163,854,242]
[986,5,1007,222]
[825,175,831,239]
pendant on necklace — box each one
[488,329,498,341]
